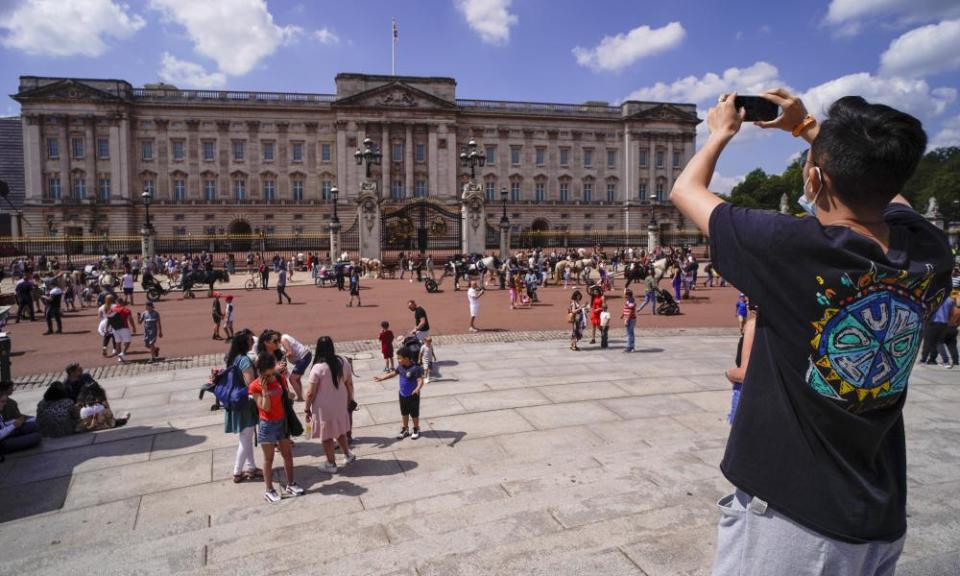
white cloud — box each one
[158,52,226,89]
[824,0,960,30]
[711,172,745,196]
[930,114,960,148]
[573,22,685,73]
[624,61,784,104]
[801,72,957,121]
[149,0,302,76]
[455,0,517,45]
[313,27,339,45]
[0,0,144,57]
[879,19,960,78]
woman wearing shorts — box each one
[121,268,135,305]
[280,333,312,402]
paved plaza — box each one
[0,333,958,576]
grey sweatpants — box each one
[712,490,905,576]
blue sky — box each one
[2,0,959,192]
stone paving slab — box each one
[0,335,957,576]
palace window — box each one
[485,145,496,165]
[415,143,425,163]
[392,180,405,199]
[98,177,111,202]
[171,140,184,162]
[559,182,569,202]
[656,180,664,201]
[560,148,570,167]
[322,179,332,201]
[97,137,109,160]
[202,140,215,162]
[291,142,304,162]
[233,141,245,162]
[263,179,276,202]
[47,176,61,200]
[583,182,593,202]
[293,179,304,202]
[72,174,86,199]
[233,176,246,200]
[321,143,331,162]
[173,178,186,203]
[47,138,59,159]
[143,178,155,197]
[607,149,616,169]
[392,143,403,163]
[639,182,647,201]
[203,179,217,201]
[673,150,681,167]
[535,181,545,202]
[484,181,496,201]
[510,181,521,202]
[535,147,545,166]
[71,137,84,159]
[510,146,521,166]
[262,141,274,162]
[583,148,593,168]
[607,182,616,203]
[173,226,187,236]
[141,141,153,161]
[656,150,664,168]
[415,179,427,198]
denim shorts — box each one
[257,418,285,444]
[292,352,313,376]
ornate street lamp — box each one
[459,139,486,180]
[141,191,153,231]
[354,137,382,179]
[330,186,340,224]
[500,186,509,226]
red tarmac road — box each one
[4,277,740,378]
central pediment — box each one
[627,104,701,125]
[14,79,126,103]
[334,81,457,110]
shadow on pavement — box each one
[425,429,467,447]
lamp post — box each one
[459,140,486,180]
[354,137,382,179]
[140,191,154,258]
[329,186,341,261]
[647,205,659,253]
[499,185,510,261]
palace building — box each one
[10,73,701,255]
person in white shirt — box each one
[121,270,136,305]
[280,333,312,402]
[467,281,484,332]
[599,304,611,349]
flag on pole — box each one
[392,18,398,75]
[393,18,398,39]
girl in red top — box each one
[378,321,395,373]
[589,285,605,344]
[250,353,304,503]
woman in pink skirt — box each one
[304,336,356,474]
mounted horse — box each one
[188,269,230,294]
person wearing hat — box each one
[224,294,235,340]
[138,301,163,362]
[212,292,224,340]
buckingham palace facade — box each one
[11,73,700,250]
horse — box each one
[360,258,382,279]
[187,269,230,295]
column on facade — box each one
[428,125,439,198]
[405,123,414,197]
[381,122,391,198]
[155,119,170,201]
[447,124,457,199]
[302,122,318,202]
[666,137,675,200]
[276,121,289,200]
[23,115,42,203]
[186,119,200,199]
[247,121,261,201]
[114,113,130,204]
[83,117,96,204]
[647,133,656,204]
[217,121,230,205]
[58,116,71,199]
[622,129,631,204]
[336,121,348,196]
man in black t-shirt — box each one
[672,90,951,575]
[407,300,430,342]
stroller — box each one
[656,288,681,316]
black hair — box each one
[812,96,926,208]
[77,382,107,405]
[0,381,14,395]
[571,290,583,301]
[225,333,251,367]
[43,381,69,402]
[65,362,81,376]
[255,352,277,374]
[381,320,389,329]
[314,336,343,389]
[256,329,281,358]
[397,346,415,361]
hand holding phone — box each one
[734,96,779,122]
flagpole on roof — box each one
[392,18,398,76]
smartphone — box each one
[734,96,779,122]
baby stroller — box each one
[656,288,681,315]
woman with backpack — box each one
[224,334,262,483]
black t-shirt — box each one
[413,306,430,332]
[710,202,952,543]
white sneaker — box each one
[284,482,305,497]
[319,461,337,474]
[344,451,357,464]
[263,490,281,503]
[411,428,421,440]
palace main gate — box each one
[380,200,462,264]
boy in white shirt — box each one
[419,337,438,384]
[599,304,611,349]
[224,295,235,339]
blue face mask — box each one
[799,166,823,217]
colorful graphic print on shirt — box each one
[806,263,945,413]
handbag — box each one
[283,393,304,437]
[567,311,575,324]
